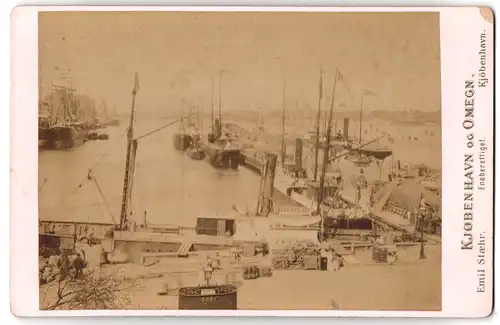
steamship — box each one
[202,119,242,170]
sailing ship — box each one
[202,73,242,171]
[173,105,200,151]
[350,90,393,160]
[38,64,53,149]
[275,68,343,215]
[45,83,88,150]
[38,108,52,149]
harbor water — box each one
[38,118,264,226]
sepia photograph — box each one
[37,10,443,311]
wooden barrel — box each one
[372,246,388,263]
[258,266,273,277]
[178,285,237,310]
[242,265,259,280]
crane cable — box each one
[133,115,192,141]
[88,169,118,225]
[45,115,188,214]
[45,129,128,212]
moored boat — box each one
[38,114,52,149]
[47,122,87,150]
[202,135,242,170]
[173,133,192,151]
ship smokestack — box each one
[295,138,303,170]
[343,118,349,140]
[214,118,221,138]
[256,153,277,217]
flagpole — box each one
[211,77,214,133]
[419,192,427,259]
[359,94,364,144]
[119,72,139,230]
[313,66,323,182]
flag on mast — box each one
[133,72,140,94]
[336,69,354,97]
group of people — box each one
[39,250,87,285]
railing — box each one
[274,206,311,215]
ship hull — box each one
[203,146,242,170]
[173,133,193,151]
[38,127,52,150]
[47,126,87,150]
[38,139,48,149]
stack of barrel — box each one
[258,266,273,278]
[372,246,388,263]
[242,264,273,280]
[242,265,260,280]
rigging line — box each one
[92,179,104,221]
[89,170,118,225]
[46,130,128,212]
[46,175,90,212]
[328,134,386,163]
[88,129,128,170]
[134,115,192,141]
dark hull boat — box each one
[38,128,51,149]
[47,124,87,150]
[209,150,241,170]
[204,144,244,170]
[202,138,242,171]
[173,133,193,151]
[356,148,393,160]
[38,115,52,150]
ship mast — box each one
[218,70,222,136]
[313,66,323,182]
[359,94,364,144]
[280,79,287,167]
[119,73,140,230]
[38,60,43,105]
[316,68,338,215]
[211,77,214,133]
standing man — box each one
[72,253,86,279]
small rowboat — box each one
[186,148,206,160]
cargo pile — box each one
[39,258,61,284]
[271,243,320,270]
[242,265,273,280]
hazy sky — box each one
[39,11,441,115]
